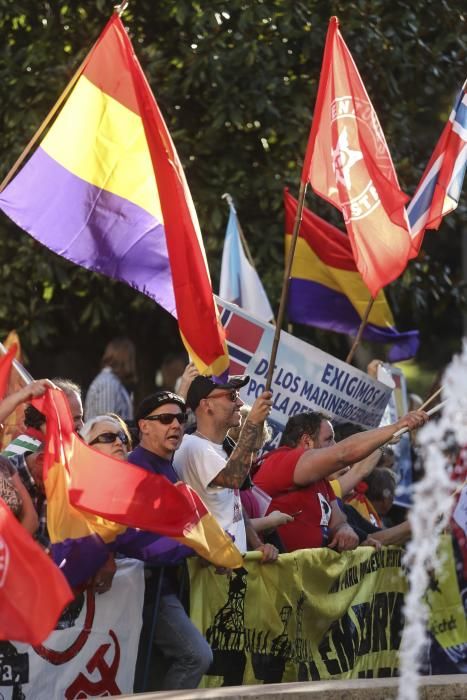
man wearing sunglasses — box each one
[173,375,278,562]
[128,390,213,692]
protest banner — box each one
[216,297,393,447]
[188,536,466,686]
[0,559,144,699]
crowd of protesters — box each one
[0,336,465,692]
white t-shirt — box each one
[174,434,247,553]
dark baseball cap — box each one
[186,375,249,411]
[136,390,186,422]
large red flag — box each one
[0,498,73,644]
[302,17,412,298]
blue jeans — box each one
[134,591,212,691]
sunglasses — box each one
[208,390,240,402]
[90,430,129,446]
[143,412,188,425]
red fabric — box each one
[254,447,336,551]
[31,388,210,537]
[0,498,72,644]
[301,17,412,298]
[99,16,228,374]
[0,344,16,400]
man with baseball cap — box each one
[173,375,278,561]
[130,390,213,692]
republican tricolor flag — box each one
[32,387,243,579]
[0,13,228,376]
[301,17,412,298]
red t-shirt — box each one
[253,446,336,552]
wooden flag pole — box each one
[345,297,375,365]
[392,400,448,439]
[419,385,444,411]
[265,180,307,391]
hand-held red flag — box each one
[0,499,73,644]
[302,17,412,298]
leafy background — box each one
[0,0,465,399]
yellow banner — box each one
[188,536,466,686]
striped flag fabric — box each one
[285,190,419,362]
[407,81,467,256]
[217,302,266,375]
[0,13,228,376]
[219,201,274,323]
[32,388,243,577]
[301,17,412,298]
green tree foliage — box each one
[0,0,465,385]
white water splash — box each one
[398,342,467,699]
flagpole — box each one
[221,193,256,267]
[265,181,307,391]
[345,297,375,365]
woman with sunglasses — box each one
[81,413,132,460]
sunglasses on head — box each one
[90,430,129,446]
[208,389,240,402]
[143,412,188,425]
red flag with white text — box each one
[301,17,412,298]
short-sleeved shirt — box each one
[253,446,336,552]
[174,434,246,553]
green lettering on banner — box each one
[188,537,465,687]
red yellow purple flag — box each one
[33,388,242,570]
[301,17,412,298]
[0,14,228,375]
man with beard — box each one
[254,409,429,553]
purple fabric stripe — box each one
[113,529,192,563]
[0,148,176,315]
[52,534,109,587]
[287,278,419,361]
[52,529,191,587]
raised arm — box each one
[294,411,428,487]
[211,391,272,489]
[335,449,381,498]
[0,379,54,425]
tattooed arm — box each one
[210,391,273,489]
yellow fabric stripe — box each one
[285,235,395,327]
[46,459,125,544]
[42,75,162,221]
[180,330,230,377]
[176,514,243,569]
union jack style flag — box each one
[217,304,265,376]
[407,81,467,256]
